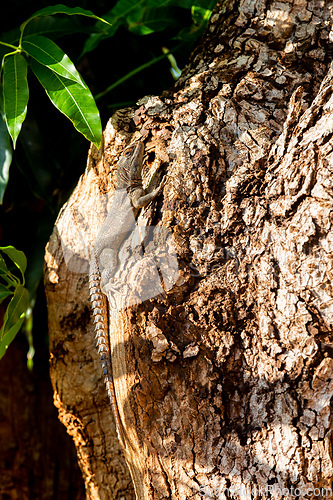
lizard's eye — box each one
[124,149,132,157]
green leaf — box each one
[105,0,146,23]
[20,4,110,38]
[23,15,99,40]
[0,96,13,204]
[0,17,96,52]
[2,53,29,148]
[82,0,143,55]
[0,284,29,359]
[81,0,212,55]
[191,4,214,25]
[127,7,181,35]
[0,246,27,280]
[1,285,29,335]
[176,0,216,42]
[30,59,102,148]
[0,317,25,359]
[81,23,121,56]
[0,262,20,289]
[22,35,84,85]
[0,255,8,275]
[0,283,12,303]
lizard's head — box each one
[116,140,144,189]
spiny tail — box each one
[89,252,126,447]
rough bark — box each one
[44,0,333,498]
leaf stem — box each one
[95,44,183,101]
[0,41,19,51]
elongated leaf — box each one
[127,7,181,35]
[0,254,8,274]
[20,4,110,37]
[0,316,25,359]
[103,0,145,22]
[23,15,100,39]
[0,283,12,303]
[0,259,19,287]
[0,97,13,204]
[0,285,29,333]
[191,4,214,24]
[0,17,96,49]
[81,23,121,56]
[0,246,27,279]
[31,59,101,148]
[0,285,29,330]
[82,0,143,55]
[0,285,29,360]
[22,35,84,85]
[176,0,216,42]
[81,0,211,55]
[2,53,29,148]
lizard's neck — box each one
[117,173,142,191]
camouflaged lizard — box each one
[89,140,162,447]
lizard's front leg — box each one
[130,181,164,209]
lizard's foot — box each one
[99,248,117,270]
[101,267,115,288]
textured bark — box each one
[44,0,333,498]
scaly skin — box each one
[89,139,162,448]
[89,252,126,447]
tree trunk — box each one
[44,0,333,498]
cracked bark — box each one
[44,0,333,498]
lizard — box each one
[89,139,163,447]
